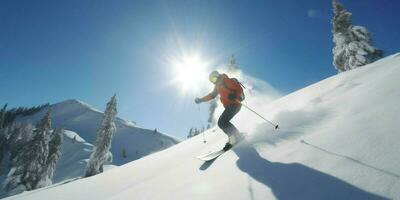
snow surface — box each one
[52,130,94,183]
[6,53,400,200]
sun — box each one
[171,54,209,92]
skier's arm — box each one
[200,87,218,102]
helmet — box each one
[209,70,220,84]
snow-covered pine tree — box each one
[2,111,52,195]
[332,0,355,72]
[346,26,383,68]
[208,100,218,126]
[0,104,7,129]
[187,128,193,138]
[0,104,7,169]
[194,128,199,136]
[332,0,383,72]
[85,95,117,177]
[0,131,5,172]
[227,54,239,72]
[40,128,63,186]
[4,123,34,162]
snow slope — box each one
[17,99,180,165]
[52,130,94,183]
[6,53,400,200]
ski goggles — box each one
[209,75,218,84]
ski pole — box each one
[237,100,279,130]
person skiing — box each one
[195,70,245,151]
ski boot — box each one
[222,142,233,151]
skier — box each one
[195,70,245,151]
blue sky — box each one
[1,0,399,139]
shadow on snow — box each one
[233,146,388,200]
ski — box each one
[197,133,247,161]
[196,149,226,161]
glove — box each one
[194,98,202,104]
[228,93,237,100]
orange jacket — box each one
[200,74,243,108]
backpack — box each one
[222,77,246,102]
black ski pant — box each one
[218,105,241,137]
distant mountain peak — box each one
[58,99,85,105]
[52,99,102,113]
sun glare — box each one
[171,54,208,92]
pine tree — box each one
[332,0,354,72]
[187,128,193,138]
[0,104,7,129]
[0,133,6,174]
[0,130,5,172]
[0,104,7,170]
[2,111,52,194]
[227,54,239,72]
[85,95,118,177]
[4,122,34,161]
[208,100,218,126]
[332,0,383,72]
[41,128,63,186]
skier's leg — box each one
[218,105,241,138]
